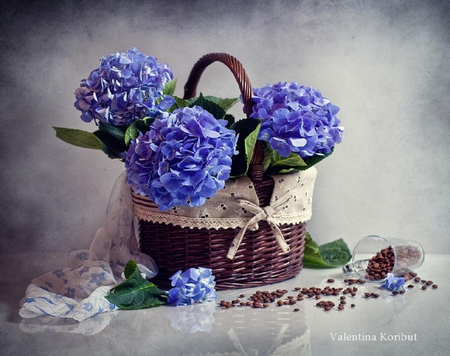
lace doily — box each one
[132,167,317,229]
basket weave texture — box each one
[134,53,315,289]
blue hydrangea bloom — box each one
[74,47,174,126]
[380,273,406,292]
[249,82,344,158]
[125,106,238,210]
[168,267,217,306]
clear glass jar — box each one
[347,235,425,282]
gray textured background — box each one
[1,0,449,266]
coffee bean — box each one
[293,308,300,312]
[327,278,335,283]
[350,304,355,308]
[421,285,427,290]
[432,284,438,289]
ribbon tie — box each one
[226,194,292,260]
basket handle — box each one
[183,53,253,117]
[183,53,264,180]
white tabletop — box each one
[1,254,449,356]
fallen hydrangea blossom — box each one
[380,273,406,292]
[168,267,217,306]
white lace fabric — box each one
[132,167,317,229]
[19,172,158,322]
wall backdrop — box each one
[1,0,449,269]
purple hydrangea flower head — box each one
[74,47,174,126]
[249,82,344,158]
[380,273,406,292]
[168,267,217,306]
[125,106,238,210]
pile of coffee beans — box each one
[365,245,424,281]
[218,272,438,313]
[365,246,395,280]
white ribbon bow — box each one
[226,194,292,260]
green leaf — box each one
[318,238,352,267]
[98,122,126,141]
[230,119,261,178]
[124,260,137,279]
[303,233,351,268]
[163,78,177,96]
[223,113,236,128]
[53,127,103,150]
[168,96,191,113]
[270,151,307,170]
[189,93,226,120]
[93,130,126,159]
[106,260,167,310]
[124,118,153,146]
[202,96,239,113]
[302,148,334,168]
[124,123,140,147]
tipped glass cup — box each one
[344,235,425,282]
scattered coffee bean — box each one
[219,272,438,314]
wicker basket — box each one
[133,53,314,290]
